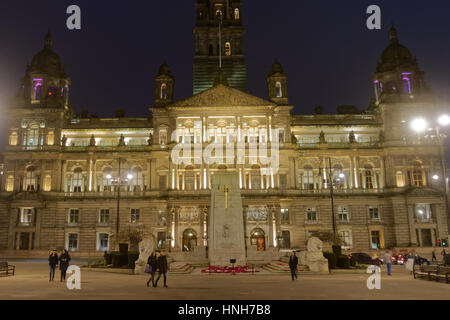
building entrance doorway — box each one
[251,228,265,251]
[182,229,197,252]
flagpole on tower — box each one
[218,10,223,69]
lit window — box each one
[43,175,51,192]
[98,233,109,252]
[25,167,37,191]
[32,79,43,102]
[6,175,14,192]
[161,84,168,100]
[415,204,432,223]
[46,131,55,146]
[276,82,282,98]
[9,131,18,146]
[303,166,314,190]
[234,8,240,20]
[23,123,41,150]
[225,42,231,56]
[159,130,167,145]
[72,168,83,193]
[396,171,405,187]
[130,209,140,224]
[20,208,34,226]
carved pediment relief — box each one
[169,84,274,108]
[404,187,443,197]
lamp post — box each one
[411,114,450,233]
[108,158,134,250]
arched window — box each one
[275,82,282,98]
[303,165,314,190]
[9,131,18,146]
[43,175,52,192]
[364,165,374,189]
[161,84,168,100]
[234,8,240,20]
[23,123,41,150]
[225,42,231,56]
[182,229,197,252]
[216,9,222,19]
[130,167,143,192]
[32,79,43,101]
[402,73,412,95]
[72,168,83,193]
[250,228,266,251]
[25,166,37,191]
[102,168,113,192]
[396,171,405,187]
[410,161,425,187]
[333,164,344,189]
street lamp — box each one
[410,114,449,233]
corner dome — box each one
[29,30,67,78]
[157,61,172,77]
[269,59,285,76]
[376,26,416,73]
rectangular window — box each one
[337,206,349,222]
[99,209,110,224]
[159,130,167,145]
[98,233,109,252]
[68,233,79,252]
[369,207,380,220]
[159,175,167,190]
[20,208,33,226]
[307,207,318,223]
[338,231,351,249]
[371,231,381,249]
[281,208,290,225]
[130,209,140,224]
[414,204,432,223]
[68,209,79,225]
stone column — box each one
[380,156,386,189]
[349,156,354,189]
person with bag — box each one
[59,249,71,282]
[154,251,169,288]
[146,252,158,287]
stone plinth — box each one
[209,172,246,266]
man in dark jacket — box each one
[289,251,299,282]
[48,250,59,282]
[59,249,71,282]
[154,251,169,288]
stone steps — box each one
[169,262,194,274]
[263,261,310,273]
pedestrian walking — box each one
[154,251,169,288]
[146,252,158,287]
[442,248,447,260]
[383,250,393,276]
[289,251,299,282]
[48,250,59,282]
[431,250,437,262]
[59,249,71,282]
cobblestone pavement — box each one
[0,261,448,300]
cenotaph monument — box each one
[209,172,246,266]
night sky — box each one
[0,0,449,161]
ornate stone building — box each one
[0,1,448,260]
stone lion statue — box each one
[134,237,155,275]
[299,237,329,273]
[307,237,323,252]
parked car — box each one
[349,253,378,265]
[392,253,407,265]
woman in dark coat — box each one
[146,252,158,287]
[59,249,71,282]
[48,250,59,282]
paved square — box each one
[0,260,449,300]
